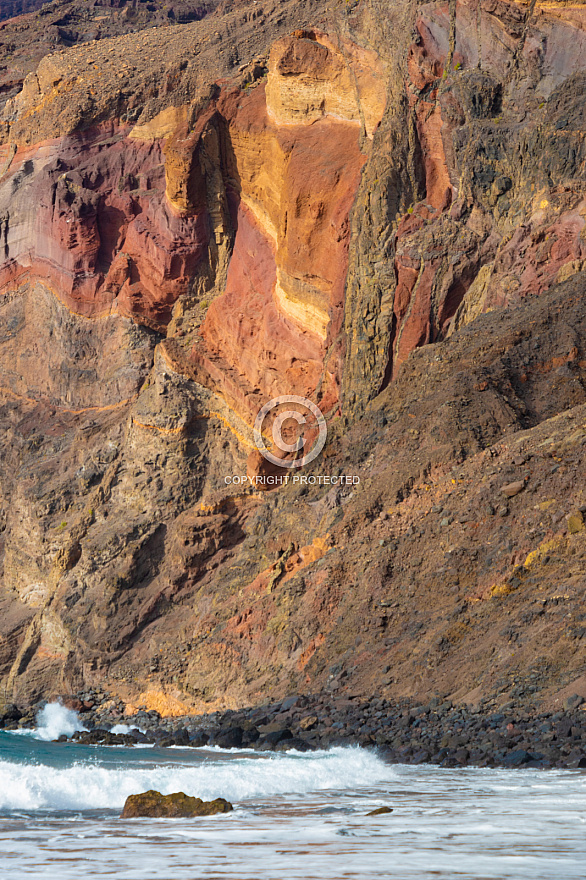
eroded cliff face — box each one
[0,0,585,714]
[0,21,385,414]
[195,31,385,418]
[343,0,586,407]
[0,129,210,329]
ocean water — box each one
[1,706,586,879]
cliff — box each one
[0,0,585,716]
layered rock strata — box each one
[0,0,585,715]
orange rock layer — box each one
[2,10,585,422]
[0,29,385,421]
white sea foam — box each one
[0,746,388,811]
[110,723,139,735]
[32,702,88,741]
[5,702,89,741]
[9,705,143,740]
[1,751,586,879]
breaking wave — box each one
[8,702,88,742]
[0,746,389,811]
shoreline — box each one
[3,691,586,770]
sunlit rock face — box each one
[0,126,209,330]
[0,0,586,715]
[197,30,386,418]
[0,28,386,420]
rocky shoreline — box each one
[3,691,586,770]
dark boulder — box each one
[188,731,210,747]
[73,729,137,746]
[274,737,315,752]
[128,729,152,744]
[242,725,260,745]
[0,703,22,727]
[172,727,190,745]
[503,749,533,767]
[259,728,293,747]
[214,726,244,749]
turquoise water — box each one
[1,721,586,879]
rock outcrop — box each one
[0,19,385,416]
[121,790,233,818]
[0,0,585,716]
[343,0,586,408]
[366,806,393,816]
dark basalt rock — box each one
[72,729,138,746]
[155,728,191,747]
[242,726,260,745]
[274,737,315,752]
[188,731,210,747]
[0,704,22,726]
[259,728,294,747]
[121,790,233,819]
[503,749,536,767]
[127,729,152,744]
[214,726,244,749]
[67,689,586,770]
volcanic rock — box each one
[500,481,526,499]
[121,790,233,818]
[0,0,585,721]
[214,726,244,749]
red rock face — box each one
[485,210,585,310]
[201,201,324,403]
[0,124,209,330]
[195,34,382,419]
[199,104,366,417]
[1,9,584,407]
[0,30,384,423]
[0,9,583,416]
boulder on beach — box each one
[121,790,233,818]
